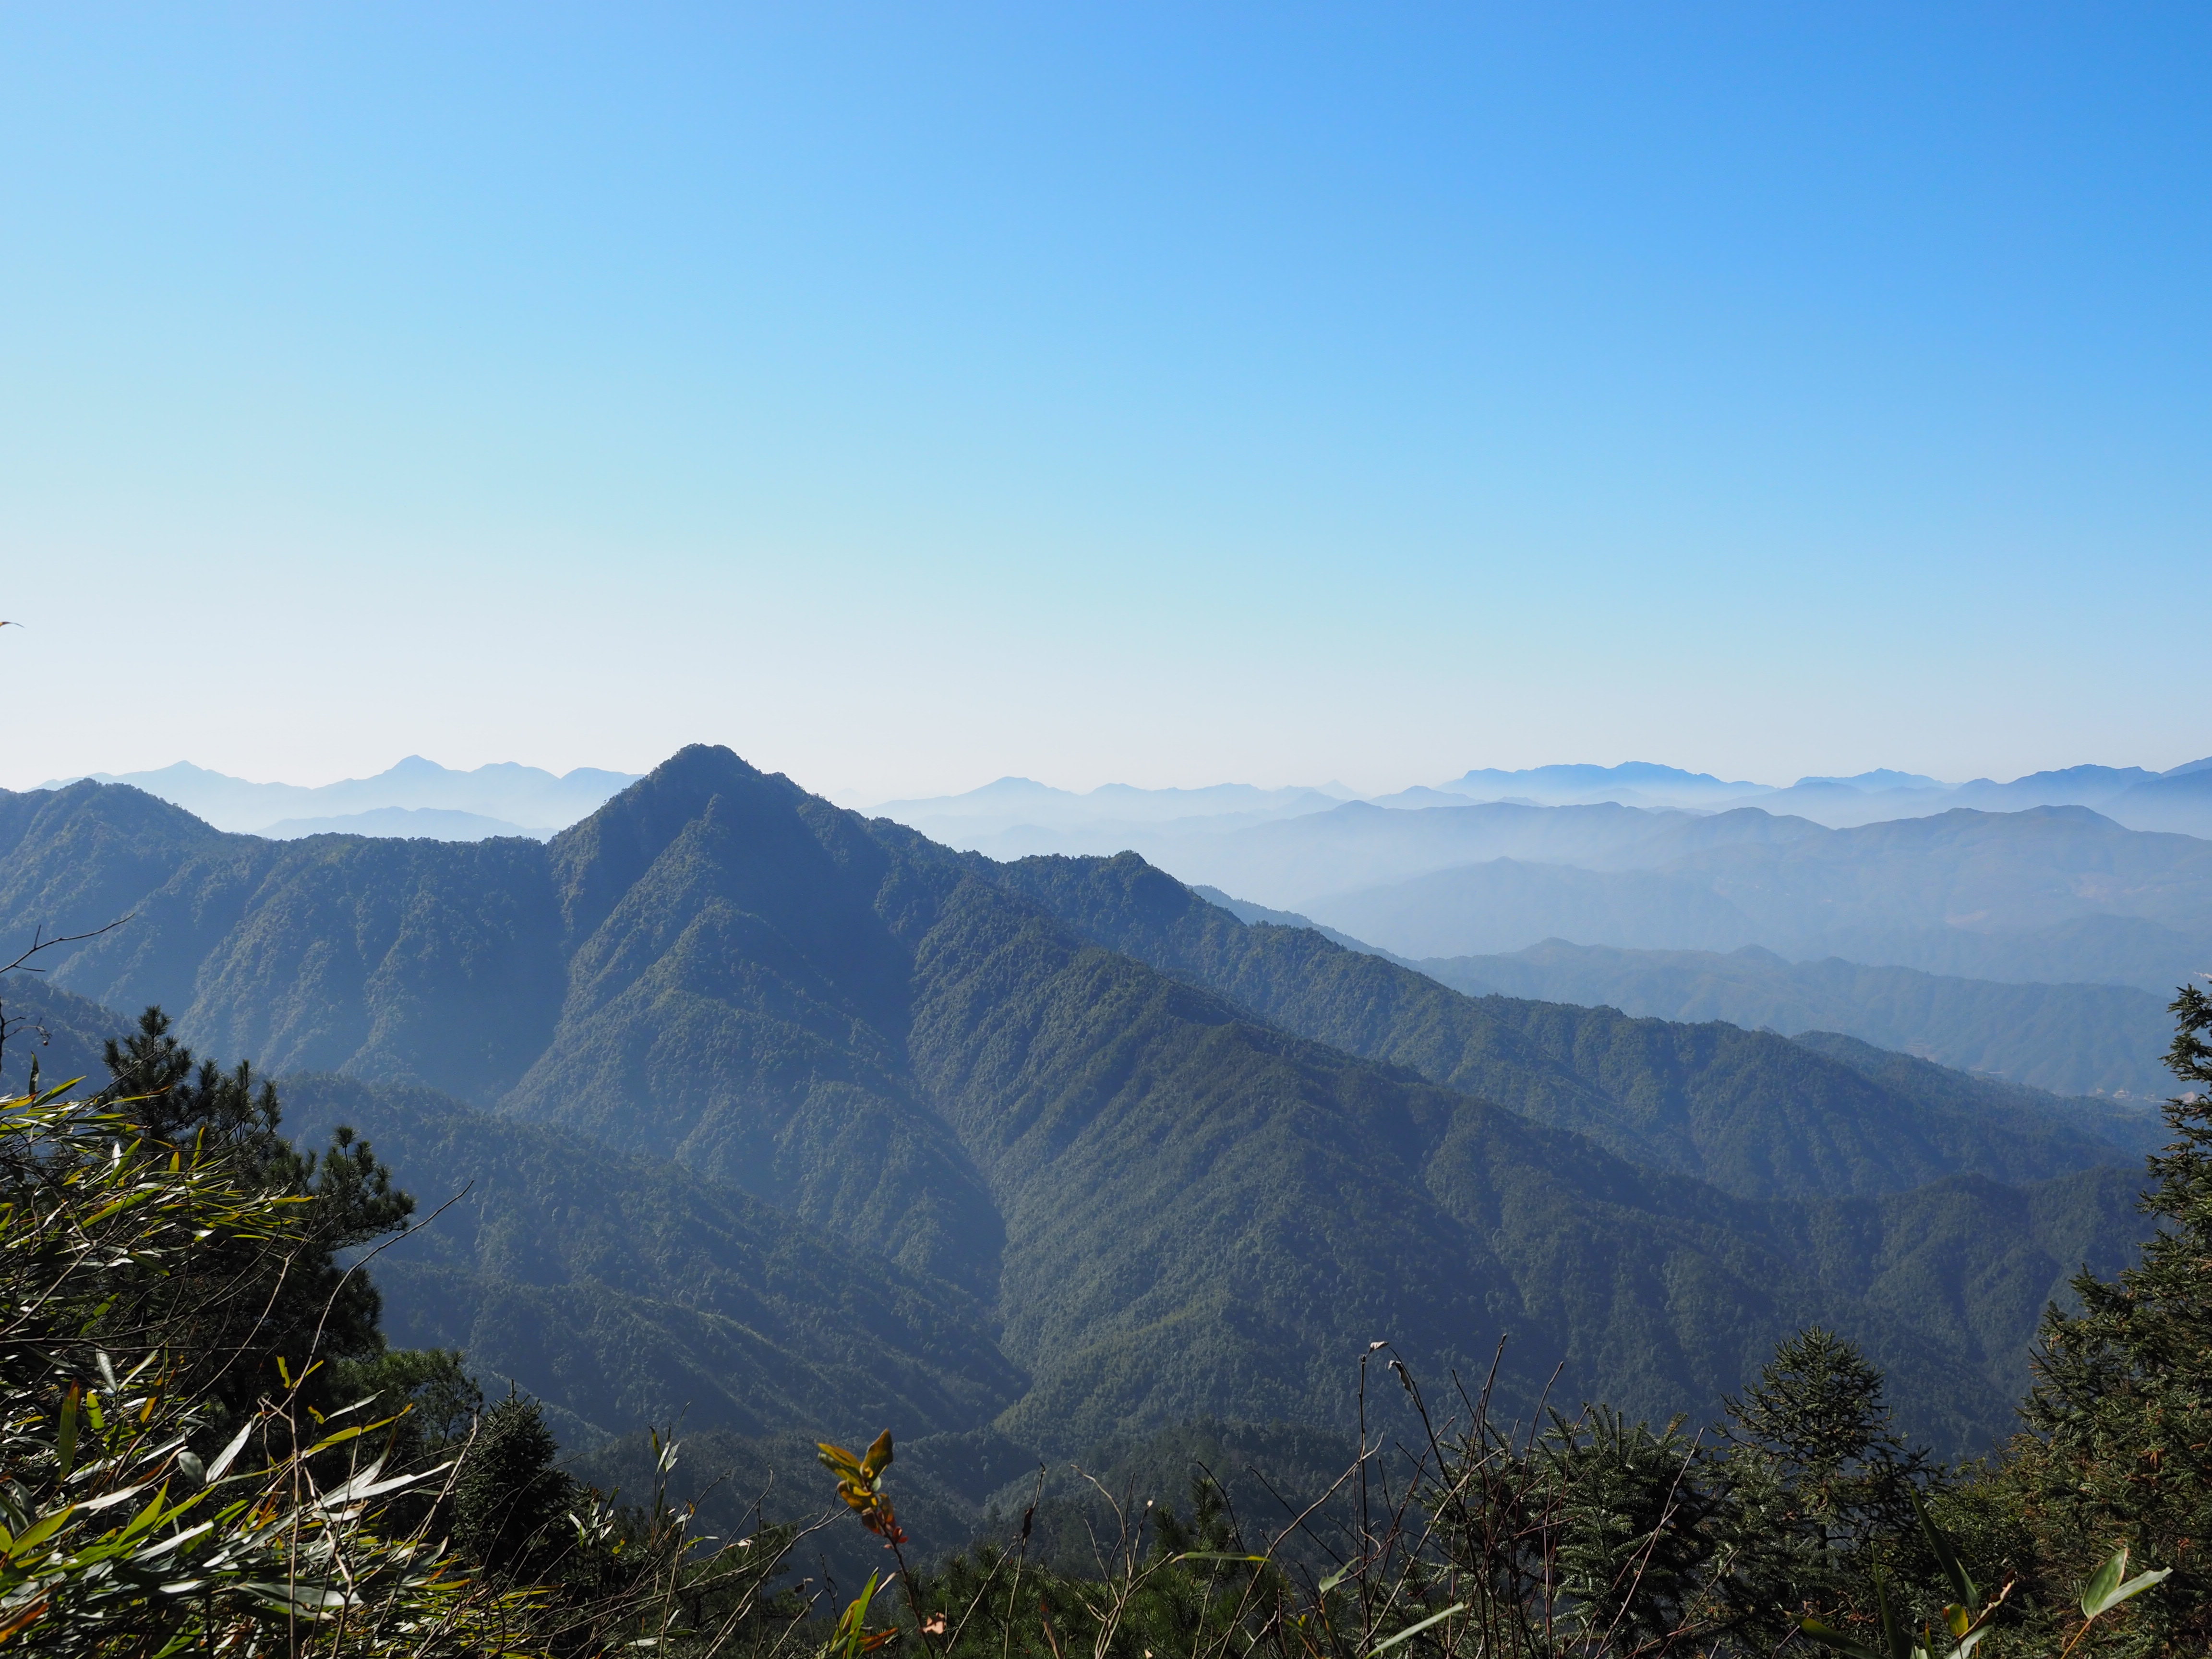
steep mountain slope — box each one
[0,967,1024,1455]
[278,1074,1023,1448]
[985,853,2142,1198]
[0,751,2161,1459]
[499,765,1004,1297]
[1417,940,2174,1098]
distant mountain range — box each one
[881,757,2212,843]
[876,776,1358,846]
[40,756,639,838]
[905,794,2212,994]
[1277,804,2212,990]
[0,750,2163,1475]
[59,751,2212,847]
[1717,762,2212,833]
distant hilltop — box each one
[39,756,641,840]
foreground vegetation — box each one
[0,1009,803,1655]
[6,977,2212,1654]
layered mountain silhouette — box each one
[44,756,637,835]
[0,748,2161,1459]
[1098,800,2212,990]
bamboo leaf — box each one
[2081,1547,2169,1617]
[55,1387,77,1482]
[1875,1571,1911,1659]
[2080,1550,2124,1617]
[7,1507,72,1560]
[1911,1490,1975,1610]
[1369,1602,1467,1654]
[1799,1619,1881,1659]
[204,1419,255,1484]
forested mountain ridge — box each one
[0,779,564,1101]
[0,749,2161,1457]
[1416,938,2174,1097]
[985,852,2146,1197]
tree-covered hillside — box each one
[1416,938,2174,1097]
[276,1072,1024,1447]
[987,852,2148,1196]
[0,749,2162,1459]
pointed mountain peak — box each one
[546,745,809,947]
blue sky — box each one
[4,4,2208,800]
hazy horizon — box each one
[36,747,2212,815]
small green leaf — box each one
[302,1421,377,1457]
[2104,1569,2172,1611]
[117,1485,171,1541]
[862,1430,894,1479]
[204,1420,254,1484]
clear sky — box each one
[4,4,2208,802]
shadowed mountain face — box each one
[0,750,2160,1457]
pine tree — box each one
[1720,1326,1931,1639]
[97,1006,415,1425]
[1727,1327,1928,1551]
[2005,983,2212,1655]
[455,1394,579,1583]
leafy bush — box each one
[0,1042,802,1655]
